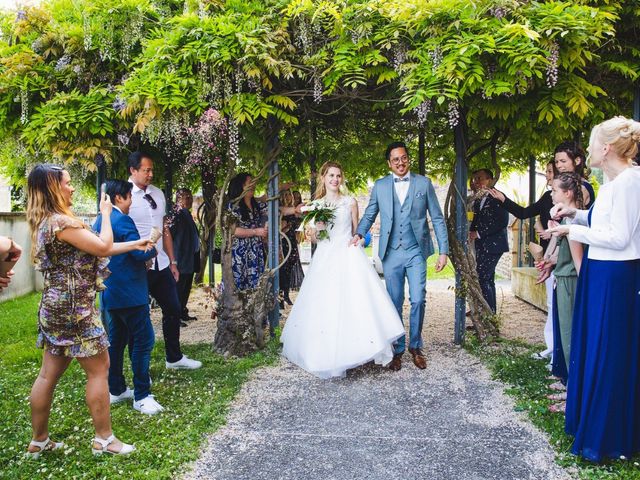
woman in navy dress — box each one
[549,116,640,462]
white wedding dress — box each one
[281,196,405,379]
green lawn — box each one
[466,337,640,479]
[0,293,278,479]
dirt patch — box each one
[150,282,547,347]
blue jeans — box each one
[108,304,155,401]
[382,246,427,355]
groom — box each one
[352,141,449,371]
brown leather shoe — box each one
[409,348,427,370]
[388,353,402,371]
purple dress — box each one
[35,214,110,357]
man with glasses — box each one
[128,152,202,370]
[353,141,449,372]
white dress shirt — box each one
[392,173,411,205]
[569,166,640,261]
[128,180,169,270]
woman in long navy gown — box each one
[549,116,640,462]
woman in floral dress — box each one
[25,165,152,457]
[228,173,268,290]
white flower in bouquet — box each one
[300,200,336,240]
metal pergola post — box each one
[418,126,426,176]
[267,123,281,335]
[95,153,107,212]
[527,155,536,266]
[453,117,468,345]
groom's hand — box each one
[435,254,448,273]
[350,234,362,246]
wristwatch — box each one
[170,260,178,265]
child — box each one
[538,172,584,413]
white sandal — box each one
[91,434,135,456]
[26,437,64,459]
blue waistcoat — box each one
[388,190,419,251]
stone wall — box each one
[0,212,96,302]
[0,213,40,301]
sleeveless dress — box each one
[35,214,110,357]
[281,196,405,379]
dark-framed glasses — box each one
[389,155,409,165]
[143,193,157,209]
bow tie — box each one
[394,177,409,183]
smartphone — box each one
[101,182,107,195]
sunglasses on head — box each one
[143,193,157,209]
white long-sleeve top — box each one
[569,166,640,261]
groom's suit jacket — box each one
[357,173,449,261]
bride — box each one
[281,161,405,379]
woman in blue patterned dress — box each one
[228,173,268,290]
[549,116,640,462]
[25,165,152,457]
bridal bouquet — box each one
[300,200,336,241]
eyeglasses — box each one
[389,155,409,165]
[143,193,157,209]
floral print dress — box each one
[35,214,110,357]
[231,202,267,290]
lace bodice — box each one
[323,196,355,241]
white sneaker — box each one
[133,395,164,415]
[109,388,134,404]
[165,355,202,370]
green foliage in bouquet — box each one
[301,202,336,241]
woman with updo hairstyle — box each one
[548,116,640,462]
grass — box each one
[0,293,279,479]
[465,336,640,480]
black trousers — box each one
[475,250,503,314]
[147,267,183,363]
[176,271,195,319]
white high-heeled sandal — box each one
[26,437,64,459]
[91,434,135,456]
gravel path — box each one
[176,279,568,480]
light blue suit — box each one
[357,173,449,354]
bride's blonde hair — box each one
[314,161,344,199]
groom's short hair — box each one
[385,141,409,161]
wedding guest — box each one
[25,164,150,456]
[539,173,584,413]
[469,169,509,313]
[169,188,201,324]
[488,160,556,360]
[128,152,202,370]
[94,180,163,415]
[228,173,268,290]
[0,235,22,291]
[279,189,304,306]
[553,141,595,209]
[548,116,640,462]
